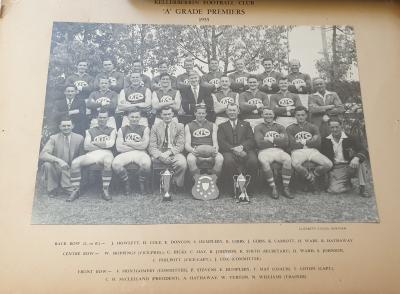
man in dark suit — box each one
[179,70,215,123]
[321,118,369,197]
[53,84,87,136]
[39,117,85,198]
[217,103,258,196]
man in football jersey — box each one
[287,106,333,189]
[254,107,292,199]
[287,59,312,94]
[65,59,94,101]
[39,117,84,197]
[238,75,270,130]
[53,84,87,136]
[151,61,177,91]
[228,58,250,93]
[148,106,187,195]
[94,58,124,93]
[68,111,116,202]
[185,104,223,178]
[258,58,282,94]
[180,70,215,122]
[308,78,345,137]
[213,76,239,126]
[177,56,195,90]
[152,73,181,125]
[117,72,152,127]
[270,77,303,128]
[86,76,118,129]
[112,110,151,195]
[321,118,369,197]
[201,58,223,91]
[124,60,152,89]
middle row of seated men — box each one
[55,68,344,140]
[41,101,369,203]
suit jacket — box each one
[148,121,185,159]
[320,134,367,164]
[53,98,87,135]
[217,119,256,153]
[40,132,85,165]
[180,85,215,121]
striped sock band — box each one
[265,169,275,187]
[102,169,112,190]
[118,169,128,182]
[282,167,292,187]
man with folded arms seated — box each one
[112,110,151,195]
[238,75,270,130]
[152,73,181,125]
[254,107,293,199]
[258,58,282,95]
[270,77,303,128]
[213,76,239,126]
[185,103,223,178]
[68,111,116,202]
[228,58,250,93]
[86,76,118,129]
[148,106,187,195]
[118,72,152,127]
[39,117,84,198]
[287,106,333,190]
[201,58,223,92]
[321,118,369,197]
[287,59,312,94]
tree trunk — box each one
[331,25,338,82]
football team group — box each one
[39,56,370,203]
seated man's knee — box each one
[111,160,124,172]
[42,161,54,170]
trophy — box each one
[160,169,174,201]
[233,173,251,203]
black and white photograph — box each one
[32,22,378,224]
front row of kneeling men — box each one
[40,103,369,202]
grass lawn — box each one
[31,169,379,225]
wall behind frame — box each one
[0,0,399,293]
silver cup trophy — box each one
[160,169,174,201]
[233,173,251,203]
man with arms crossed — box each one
[40,117,84,198]
[118,72,152,127]
[287,59,312,94]
[201,58,223,91]
[176,56,196,90]
[321,118,369,197]
[68,111,116,202]
[239,75,269,130]
[185,104,223,178]
[270,77,303,128]
[112,110,151,195]
[152,61,177,91]
[254,107,293,199]
[287,106,333,189]
[213,76,239,126]
[94,57,124,93]
[65,59,94,102]
[228,58,250,93]
[148,107,187,196]
[258,58,282,94]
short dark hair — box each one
[58,116,72,125]
[294,106,309,114]
[209,58,219,63]
[102,57,115,64]
[160,106,173,114]
[194,103,207,113]
[248,75,259,82]
[262,106,274,112]
[65,84,77,90]
[97,74,110,82]
[98,110,109,117]
[278,76,288,82]
[226,102,239,110]
[159,73,171,80]
[76,59,88,66]
[127,109,142,116]
[328,117,342,125]
[262,57,274,64]
[132,59,142,65]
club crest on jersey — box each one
[220,97,234,105]
[183,79,189,85]
[193,128,211,138]
[127,93,144,103]
[295,131,312,141]
[96,97,111,104]
[125,133,141,142]
[160,95,173,103]
[263,77,276,86]
[264,131,279,141]
[74,80,88,88]
[93,134,110,143]
[248,98,263,106]
[278,98,294,107]
[236,76,248,84]
[292,79,306,89]
[209,78,221,87]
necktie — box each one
[67,99,72,110]
[163,123,169,148]
[232,120,238,145]
[193,86,198,103]
[63,135,70,164]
